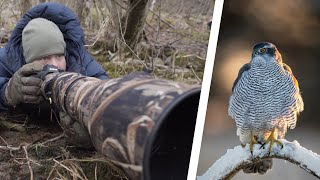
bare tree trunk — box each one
[105,0,149,53]
[20,0,32,16]
[122,0,149,50]
[75,0,85,23]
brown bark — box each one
[122,0,149,50]
[105,0,149,53]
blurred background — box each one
[197,0,320,179]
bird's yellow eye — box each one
[259,48,266,53]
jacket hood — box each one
[4,2,87,74]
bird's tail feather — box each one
[243,159,272,174]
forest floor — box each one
[0,7,212,180]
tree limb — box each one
[198,139,320,180]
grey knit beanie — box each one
[22,18,66,63]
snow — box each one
[197,139,320,180]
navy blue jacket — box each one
[0,3,108,111]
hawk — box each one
[228,42,304,174]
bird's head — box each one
[251,42,282,67]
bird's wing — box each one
[282,63,304,128]
[232,63,251,92]
[282,63,299,89]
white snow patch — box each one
[197,139,320,180]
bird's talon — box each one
[249,131,259,155]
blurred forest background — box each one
[0,0,214,179]
[198,0,320,179]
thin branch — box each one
[46,161,58,180]
[110,0,127,10]
[23,145,34,180]
[0,135,23,158]
[188,65,202,84]
[177,54,206,61]
[95,163,98,180]
[0,144,21,151]
[198,139,320,180]
[116,37,148,69]
[84,16,111,47]
[36,133,65,146]
[148,9,175,29]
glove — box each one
[59,111,94,149]
[5,63,44,107]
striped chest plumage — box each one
[229,62,300,133]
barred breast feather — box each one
[228,61,304,142]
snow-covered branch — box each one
[198,139,320,180]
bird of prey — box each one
[228,42,304,174]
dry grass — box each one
[0,112,128,179]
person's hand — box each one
[59,111,93,149]
[5,63,44,107]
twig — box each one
[84,16,111,47]
[95,163,98,180]
[30,134,50,145]
[23,146,34,180]
[38,133,65,146]
[177,54,206,61]
[167,37,186,46]
[161,30,209,45]
[0,145,21,151]
[0,135,8,145]
[28,133,65,150]
[145,21,158,33]
[171,50,178,74]
[116,37,148,69]
[65,157,140,173]
[0,135,23,157]
[46,161,58,180]
[148,9,175,29]
[149,0,162,72]
[53,159,86,180]
[70,162,88,180]
[188,65,202,84]
[111,0,127,10]
[198,139,320,180]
